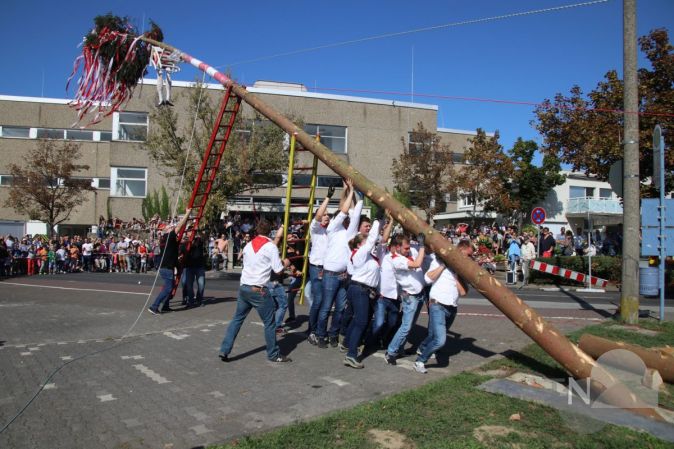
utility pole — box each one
[620,0,640,323]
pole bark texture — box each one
[620,0,640,323]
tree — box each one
[507,138,565,228]
[391,123,456,221]
[446,129,515,225]
[159,185,170,219]
[533,28,674,196]
[143,81,290,228]
[4,140,94,237]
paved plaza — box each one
[0,272,670,448]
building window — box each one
[66,129,94,141]
[569,186,595,199]
[599,188,612,199]
[0,175,13,186]
[458,192,475,209]
[0,126,31,138]
[99,131,113,141]
[317,176,342,188]
[110,167,147,197]
[113,112,149,142]
[304,124,347,154]
[36,128,66,139]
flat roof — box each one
[437,127,496,137]
[0,78,437,111]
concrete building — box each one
[0,79,479,234]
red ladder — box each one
[171,86,242,295]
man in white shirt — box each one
[81,238,93,272]
[519,236,537,289]
[218,220,292,363]
[316,179,362,348]
[413,240,472,373]
[384,234,426,365]
[306,186,335,345]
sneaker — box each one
[275,327,287,337]
[329,336,338,348]
[338,343,347,353]
[413,361,428,374]
[218,353,229,362]
[317,338,328,349]
[307,333,319,346]
[270,355,292,363]
[147,307,159,315]
[343,356,364,369]
[384,352,397,366]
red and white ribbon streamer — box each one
[529,260,608,288]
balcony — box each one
[566,197,623,216]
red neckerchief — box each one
[351,248,380,265]
[391,253,414,262]
[251,235,272,253]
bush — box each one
[529,256,622,285]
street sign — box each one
[531,207,546,225]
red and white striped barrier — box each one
[529,260,608,288]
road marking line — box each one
[28,347,40,351]
[1,281,149,295]
[322,376,350,387]
[200,329,212,332]
[20,352,32,356]
[43,383,57,390]
[60,356,73,361]
[121,355,144,360]
[97,394,117,402]
[208,391,225,398]
[163,331,189,340]
[133,364,171,384]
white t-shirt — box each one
[117,241,128,255]
[379,252,398,299]
[391,247,425,295]
[308,219,328,266]
[349,220,381,288]
[82,243,93,256]
[240,236,284,286]
[424,254,460,307]
[322,200,363,273]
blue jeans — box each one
[150,268,174,311]
[387,292,424,356]
[267,281,287,329]
[308,264,323,333]
[219,285,280,360]
[368,296,400,346]
[417,302,457,363]
[344,283,372,358]
[184,266,206,304]
[318,270,348,338]
[286,276,302,320]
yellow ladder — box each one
[281,133,319,304]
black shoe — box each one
[329,336,339,348]
[317,338,328,349]
[161,307,173,313]
[344,355,364,369]
[270,355,292,363]
[384,352,397,366]
[218,353,229,362]
[166,100,174,107]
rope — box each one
[0,73,209,436]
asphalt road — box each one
[0,272,671,448]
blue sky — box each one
[2,0,673,154]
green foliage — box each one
[141,196,152,222]
[530,256,622,284]
[392,188,411,208]
[4,140,95,238]
[522,224,539,236]
[507,138,564,227]
[143,81,289,228]
[533,29,674,196]
[391,123,455,221]
[160,186,170,220]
